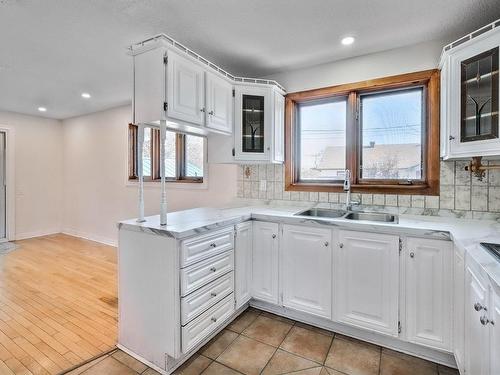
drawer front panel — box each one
[180,251,233,296]
[181,228,234,268]
[182,293,234,353]
[181,272,234,325]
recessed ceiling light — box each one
[341,36,355,45]
[38,107,47,112]
[81,92,91,99]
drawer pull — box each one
[211,292,217,297]
[211,317,217,323]
[210,243,217,248]
[474,302,486,312]
[210,267,217,272]
[480,315,490,325]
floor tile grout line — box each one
[258,320,296,375]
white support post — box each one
[159,120,167,226]
[136,123,146,223]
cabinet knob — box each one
[210,243,217,248]
[209,110,214,115]
[211,317,217,323]
[410,252,415,258]
[480,315,490,325]
[449,135,455,141]
[211,292,217,297]
[272,234,276,239]
[474,302,486,312]
[210,267,217,272]
[339,243,344,248]
[324,241,329,247]
[200,107,206,113]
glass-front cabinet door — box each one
[242,94,265,153]
[461,47,499,142]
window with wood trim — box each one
[128,124,204,183]
[285,70,440,195]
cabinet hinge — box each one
[163,55,168,64]
[164,102,168,112]
[398,321,402,334]
[232,89,235,97]
[232,148,235,157]
[399,238,403,253]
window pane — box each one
[360,88,423,180]
[185,135,204,178]
[164,131,176,178]
[298,98,347,181]
[142,127,152,177]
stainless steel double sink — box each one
[294,207,398,223]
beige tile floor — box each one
[63,308,459,375]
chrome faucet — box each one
[344,169,360,211]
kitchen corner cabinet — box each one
[205,71,233,133]
[235,222,252,309]
[334,230,399,336]
[440,26,500,159]
[251,221,279,304]
[281,225,332,319]
[406,237,452,351]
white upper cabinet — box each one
[167,50,206,126]
[405,237,453,351]
[205,71,233,134]
[235,222,252,309]
[334,230,399,337]
[440,25,500,159]
[272,91,285,163]
[281,225,332,319]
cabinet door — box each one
[406,237,452,351]
[251,221,279,304]
[235,222,252,309]
[234,86,272,162]
[205,72,233,133]
[465,265,489,375]
[453,246,465,373]
[491,284,500,375]
[334,230,399,336]
[167,50,205,126]
[282,225,332,319]
[272,91,285,163]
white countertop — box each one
[118,203,500,287]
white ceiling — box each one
[1,0,500,120]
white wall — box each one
[0,111,63,239]
[62,105,237,246]
[264,39,445,93]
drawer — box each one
[182,293,234,353]
[181,228,234,268]
[181,272,234,325]
[180,251,233,296]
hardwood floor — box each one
[0,234,117,375]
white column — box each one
[136,123,146,223]
[159,120,167,226]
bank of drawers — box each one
[179,227,235,353]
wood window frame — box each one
[128,124,204,183]
[284,69,440,195]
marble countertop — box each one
[118,203,500,287]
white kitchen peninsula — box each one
[117,204,500,375]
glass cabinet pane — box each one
[242,94,265,153]
[461,47,499,142]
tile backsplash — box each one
[236,160,500,220]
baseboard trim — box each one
[62,228,117,247]
[15,229,61,241]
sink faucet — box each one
[344,169,360,211]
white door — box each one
[235,222,252,309]
[334,230,399,336]
[465,265,489,375]
[252,221,279,304]
[167,50,205,126]
[272,91,285,163]
[490,284,500,375]
[453,246,465,373]
[205,71,233,133]
[0,132,5,241]
[406,238,452,351]
[282,225,332,319]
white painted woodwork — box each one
[490,283,500,375]
[465,263,489,375]
[272,91,285,163]
[180,251,233,296]
[251,221,279,304]
[440,26,500,159]
[167,49,205,126]
[453,245,465,373]
[181,272,234,325]
[334,230,399,336]
[180,227,234,267]
[235,222,252,309]
[406,237,452,351]
[181,294,234,353]
[281,224,332,319]
[205,71,233,134]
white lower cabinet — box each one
[235,222,252,308]
[334,230,399,336]
[490,283,500,375]
[406,237,452,351]
[251,221,279,304]
[281,225,332,319]
[453,246,465,373]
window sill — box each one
[285,182,439,196]
[126,179,208,190]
